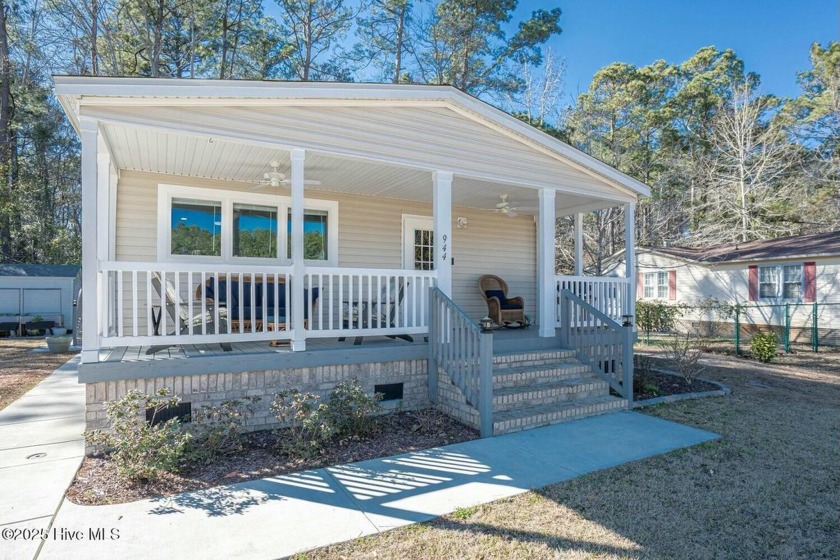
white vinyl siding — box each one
[115,170,537,322]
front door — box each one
[402,215,434,270]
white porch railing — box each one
[304,267,437,338]
[555,275,630,327]
[100,262,294,347]
[97,262,436,348]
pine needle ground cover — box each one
[0,338,74,411]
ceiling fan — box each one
[495,194,519,217]
[250,160,321,190]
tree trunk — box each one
[0,0,12,261]
[151,0,164,77]
[393,6,405,83]
[219,7,229,79]
[90,0,99,74]
[302,1,313,80]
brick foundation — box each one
[85,359,430,436]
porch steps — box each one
[490,349,627,435]
[493,395,628,435]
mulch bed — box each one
[67,409,478,506]
[634,370,720,401]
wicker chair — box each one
[478,275,526,326]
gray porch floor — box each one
[98,327,562,364]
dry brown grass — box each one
[298,350,840,560]
[0,338,74,410]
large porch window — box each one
[158,184,338,265]
[286,209,329,261]
[171,198,222,257]
[233,203,278,258]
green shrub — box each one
[323,379,382,439]
[751,331,778,363]
[85,389,190,481]
[271,380,382,459]
[271,389,335,458]
[185,397,261,464]
[635,301,682,334]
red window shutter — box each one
[637,272,643,299]
[748,265,758,301]
[669,270,677,300]
[804,262,816,302]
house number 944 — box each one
[440,234,447,260]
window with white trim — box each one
[759,264,803,300]
[643,272,668,299]
[158,184,338,265]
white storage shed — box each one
[0,264,81,333]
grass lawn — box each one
[298,350,840,560]
[0,338,75,411]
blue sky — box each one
[519,0,838,102]
[267,1,837,103]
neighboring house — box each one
[55,77,648,438]
[0,264,81,335]
[609,231,840,343]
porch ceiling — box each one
[102,123,625,215]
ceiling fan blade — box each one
[280,179,322,186]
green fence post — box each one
[784,303,791,354]
[813,302,819,353]
[734,307,740,356]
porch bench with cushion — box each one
[201,279,319,331]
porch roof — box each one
[54,77,649,215]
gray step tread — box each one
[492,349,576,365]
[494,360,590,375]
[493,395,627,432]
[493,376,608,400]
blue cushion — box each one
[485,289,506,302]
[205,280,320,320]
[485,289,521,310]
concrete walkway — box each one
[2,359,719,560]
[0,355,85,560]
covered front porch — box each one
[58,78,647,438]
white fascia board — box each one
[54,76,454,102]
[54,76,651,198]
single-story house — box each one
[0,264,80,335]
[55,77,648,438]
[608,231,840,344]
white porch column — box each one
[290,148,306,351]
[574,213,584,276]
[624,202,637,319]
[79,118,100,364]
[433,171,453,297]
[97,137,111,337]
[538,188,556,337]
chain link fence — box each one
[636,301,840,354]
